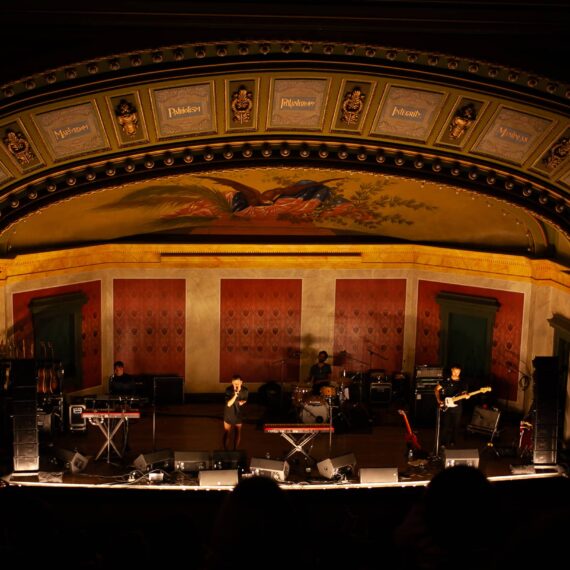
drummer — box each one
[308,350,332,395]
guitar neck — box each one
[452,388,487,403]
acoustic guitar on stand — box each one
[442,387,492,411]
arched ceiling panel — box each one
[0,38,569,260]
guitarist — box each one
[434,363,468,448]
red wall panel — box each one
[333,279,407,377]
[113,279,185,377]
[220,279,302,384]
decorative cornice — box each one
[1,41,569,109]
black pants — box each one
[441,404,462,446]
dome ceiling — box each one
[0,4,569,262]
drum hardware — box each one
[292,384,312,406]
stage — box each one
[1,396,568,570]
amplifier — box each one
[415,366,443,379]
[249,457,290,482]
[369,382,391,404]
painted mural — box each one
[97,170,437,236]
[0,167,541,253]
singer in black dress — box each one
[223,374,249,450]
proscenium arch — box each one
[0,40,569,257]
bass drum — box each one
[300,402,329,424]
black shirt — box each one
[438,377,468,406]
[309,363,332,383]
[224,386,249,424]
[109,373,136,396]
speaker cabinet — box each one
[198,469,239,487]
[212,450,248,471]
[11,359,39,473]
[413,389,437,426]
[532,356,562,465]
[444,448,480,468]
[369,382,392,404]
[317,453,357,479]
[133,449,173,471]
[153,376,184,405]
[359,467,399,484]
[467,406,501,436]
[174,450,211,472]
[52,448,89,474]
[249,457,290,482]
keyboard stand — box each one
[82,411,140,462]
[264,424,334,463]
[279,431,320,462]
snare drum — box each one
[292,384,311,406]
[300,402,329,424]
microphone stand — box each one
[432,406,442,461]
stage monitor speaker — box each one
[468,406,500,432]
[133,449,173,472]
[198,469,239,487]
[359,467,399,484]
[174,450,211,472]
[317,452,357,480]
[52,448,89,474]
[249,457,290,482]
[444,448,480,469]
[212,450,248,471]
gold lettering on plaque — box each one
[341,87,365,125]
[231,87,253,124]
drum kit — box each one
[292,370,368,425]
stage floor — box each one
[2,395,560,488]
[2,397,568,570]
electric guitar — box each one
[442,386,492,410]
[397,409,422,451]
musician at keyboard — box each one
[109,360,136,397]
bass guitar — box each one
[442,386,491,410]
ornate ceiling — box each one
[1,3,569,262]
